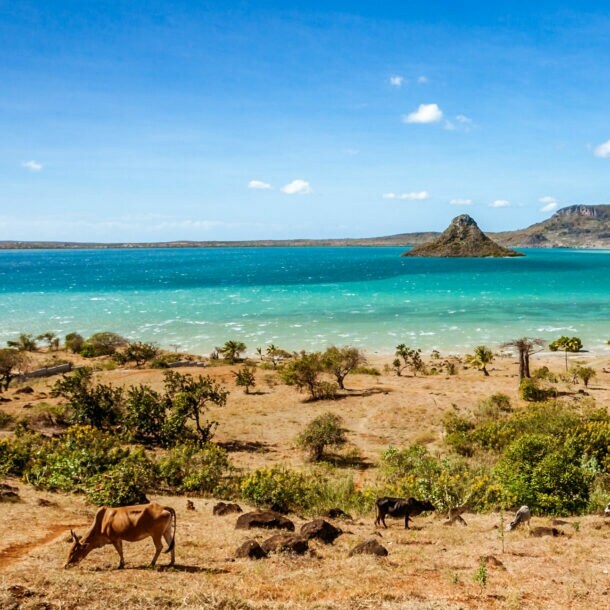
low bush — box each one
[157,442,233,495]
[86,448,156,506]
[241,466,312,513]
[519,378,549,402]
[296,412,347,461]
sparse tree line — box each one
[0,329,607,518]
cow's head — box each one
[65,530,91,568]
[421,500,436,512]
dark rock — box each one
[324,507,352,520]
[235,539,268,559]
[15,386,34,394]
[403,214,523,258]
[37,498,56,507]
[186,500,195,511]
[300,519,342,544]
[235,510,295,531]
[0,396,11,402]
[530,526,564,537]
[348,539,388,557]
[213,501,243,516]
[260,533,308,555]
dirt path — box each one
[0,524,79,569]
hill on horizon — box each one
[1,204,609,250]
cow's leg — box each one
[381,512,387,528]
[112,540,125,569]
[150,535,164,568]
[404,514,410,529]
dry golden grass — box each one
[0,349,609,608]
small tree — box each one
[115,342,159,368]
[266,344,291,368]
[296,412,347,461]
[279,351,330,400]
[321,345,367,390]
[36,332,59,351]
[0,349,30,392]
[65,332,85,354]
[501,338,545,381]
[549,336,583,372]
[51,367,123,428]
[7,333,37,352]
[572,364,596,388]
[233,366,256,394]
[163,371,229,445]
[81,332,128,357]
[465,345,494,376]
[218,340,246,364]
[393,344,424,376]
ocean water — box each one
[1,247,609,355]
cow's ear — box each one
[70,530,80,544]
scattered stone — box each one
[0,396,11,402]
[236,510,295,531]
[530,526,564,537]
[348,539,388,557]
[36,498,56,507]
[324,507,352,520]
[300,519,342,544]
[234,540,268,559]
[260,534,308,555]
[186,500,195,511]
[15,386,34,394]
[0,483,20,503]
[479,555,506,570]
[213,501,243,516]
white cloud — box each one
[593,140,610,158]
[539,195,558,212]
[344,148,360,156]
[383,191,429,201]
[403,103,443,124]
[22,160,43,172]
[248,180,272,190]
[417,75,429,84]
[489,199,510,208]
[444,120,456,131]
[456,114,472,125]
[281,179,312,195]
[449,198,473,206]
[389,75,404,87]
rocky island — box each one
[402,214,524,258]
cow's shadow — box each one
[157,564,229,574]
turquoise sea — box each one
[1,247,609,355]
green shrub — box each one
[352,365,381,376]
[64,332,84,354]
[81,332,128,358]
[51,367,123,428]
[493,433,593,515]
[233,366,256,394]
[0,430,41,477]
[114,342,159,368]
[519,378,548,402]
[241,466,312,513]
[296,412,348,461]
[572,365,596,388]
[532,366,558,383]
[26,425,127,493]
[0,411,15,429]
[306,469,376,516]
[476,393,512,419]
[157,442,232,494]
[443,411,475,456]
[86,449,156,506]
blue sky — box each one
[1,1,610,241]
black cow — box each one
[374,496,435,529]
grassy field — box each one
[0,350,609,609]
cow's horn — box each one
[70,529,79,543]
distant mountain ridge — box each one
[1,204,609,250]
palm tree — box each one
[219,340,246,364]
[465,345,494,376]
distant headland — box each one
[1,204,609,250]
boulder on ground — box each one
[15,386,34,394]
[300,519,342,544]
[0,483,19,503]
[213,501,243,516]
[260,533,308,555]
[348,539,388,557]
[235,540,268,559]
[324,508,352,520]
[530,526,564,537]
[235,510,295,531]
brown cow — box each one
[65,502,176,569]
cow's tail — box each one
[164,506,176,553]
